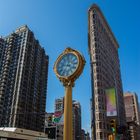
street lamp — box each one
[54,47,85,140]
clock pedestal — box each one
[64,83,73,140]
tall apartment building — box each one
[88,4,126,140]
[124,92,140,125]
[0,25,49,132]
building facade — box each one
[54,98,82,140]
[81,129,90,140]
[139,103,140,120]
[88,4,126,140]
[73,100,81,140]
[124,92,140,140]
[81,129,85,140]
[127,121,140,140]
[55,98,64,113]
[124,92,140,125]
[85,132,90,140]
[0,25,49,132]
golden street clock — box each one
[54,47,85,140]
[54,47,85,86]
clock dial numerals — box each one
[57,53,78,77]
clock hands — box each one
[56,53,78,77]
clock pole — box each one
[64,83,73,140]
[53,48,85,140]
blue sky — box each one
[0,0,140,133]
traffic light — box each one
[48,116,52,122]
[110,119,116,134]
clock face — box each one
[56,53,79,77]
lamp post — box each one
[54,47,85,140]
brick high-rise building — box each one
[88,4,126,140]
[124,92,140,125]
[0,25,49,132]
[124,92,140,140]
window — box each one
[103,122,106,129]
[99,113,102,119]
[100,132,103,139]
[99,122,102,129]
[93,14,96,19]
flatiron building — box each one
[88,4,126,140]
